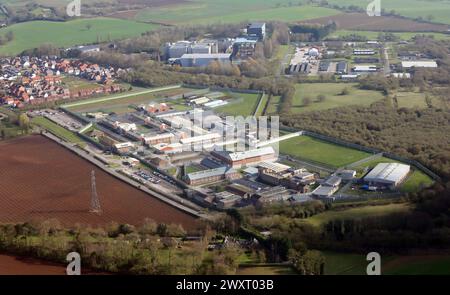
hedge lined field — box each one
[0,17,157,56]
[135,3,341,25]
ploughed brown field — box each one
[0,136,198,229]
[300,13,448,32]
[0,254,66,275]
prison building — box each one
[185,166,241,186]
[336,61,348,74]
[212,147,277,168]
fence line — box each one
[281,125,442,182]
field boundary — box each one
[62,85,182,108]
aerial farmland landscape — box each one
[0,0,449,283]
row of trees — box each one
[0,218,245,275]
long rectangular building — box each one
[185,166,241,186]
[212,147,277,168]
[364,163,410,188]
[180,53,232,67]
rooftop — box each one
[364,163,411,183]
[187,166,237,181]
[181,53,231,59]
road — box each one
[62,85,182,108]
[383,45,391,76]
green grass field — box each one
[394,91,448,109]
[323,251,450,275]
[236,265,297,275]
[31,116,85,147]
[401,170,434,193]
[0,17,157,56]
[65,86,187,114]
[135,3,340,25]
[279,135,372,168]
[265,96,282,115]
[305,203,412,227]
[215,92,261,117]
[286,83,385,114]
[326,0,450,25]
[255,93,269,116]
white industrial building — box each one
[364,163,411,188]
[401,60,438,69]
[353,65,377,72]
[166,40,219,59]
[180,53,232,67]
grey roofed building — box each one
[324,176,342,187]
[364,163,410,187]
[312,185,339,198]
[247,22,266,40]
[186,166,238,182]
[336,170,357,181]
[401,60,438,68]
[336,61,348,74]
[289,194,313,203]
[180,53,232,67]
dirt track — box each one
[0,136,198,229]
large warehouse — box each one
[364,163,411,188]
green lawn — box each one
[326,0,450,25]
[279,135,372,168]
[305,203,412,227]
[287,83,385,114]
[31,116,85,147]
[401,170,434,193]
[236,265,298,275]
[65,86,187,114]
[62,77,103,92]
[135,3,340,25]
[215,92,261,117]
[265,96,282,115]
[255,93,269,116]
[0,17,158,56]
[323,251,450,275]
[394,91,447,109]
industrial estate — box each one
[0,0,449,276]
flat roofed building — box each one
[364,163,411,188]
[312,185,339,199]
[247,22,266,40]
[212,147,277,168]
[180,53,232,67]
[401,60,438,68]
[324,176,342,187]
[353,65,377,72]
[185,166,241,186]
[143,133,175,145]
[336,61,348,74]
[258,161,291,173]
[113,142,135,153]
[180,133,221,145]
